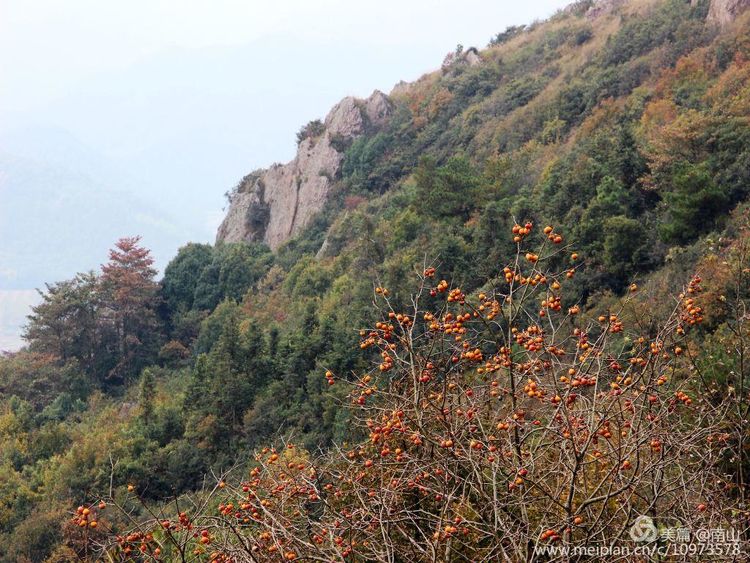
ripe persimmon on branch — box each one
[76,221,744,562]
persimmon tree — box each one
[686,215,750,515]
[79,222,743,561]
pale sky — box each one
[1,0,572,112]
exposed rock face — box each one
[390,80,413,97]
[441,47,482,71]
[585,0,626,19]
[707,0,750,26]
[464,48,482,67]
[363,91,392,128]
[217,90,392,250]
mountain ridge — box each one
[216,0,750,251]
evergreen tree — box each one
[24,272,100,372]
[139,367,155,424]
[161,243,214,313]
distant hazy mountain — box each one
[0,127,193,290]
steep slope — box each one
[204,0,750,445]
[3,1,750,559]
[217,0,750,254]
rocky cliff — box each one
[217,90,392,250]
[585,0,627,20]
[707,0,750,26]
[585,0,750,25]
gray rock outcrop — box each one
[217,90,392,250]
[441,47,482,71]
[585,0,627,19]
[707,0,750,26]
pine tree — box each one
[207,311,250,451]
[139,367,155,424]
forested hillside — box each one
[2,0,750,560]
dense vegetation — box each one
[1,0,749,560]
[78,223,750,561]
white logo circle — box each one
[630,515,658,542]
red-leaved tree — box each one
[100,236,159,383]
